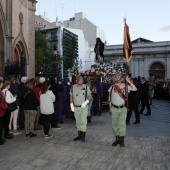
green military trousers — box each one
[74,106,88,132]
[111,106,127,136]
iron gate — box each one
[4,58,26,79]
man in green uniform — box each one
[70,76,91,142]
[108,73,137,147]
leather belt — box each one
[112,104,124,108]
[74,105,81,107]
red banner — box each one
[123,22,133,62]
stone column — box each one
[27,0,36,78]
[6,0,13,61]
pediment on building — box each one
[132,37,153,43]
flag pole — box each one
[124,17,126,25]
[123,17,129,110]
[123,17,129,76]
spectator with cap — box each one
[37,77,46,127]
[38,77,45,88]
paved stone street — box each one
[0,99,170,170]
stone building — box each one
[0,0,36,78]
[104,38,170,79]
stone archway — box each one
[149,62,165,78]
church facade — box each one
[0,0,36,78]
[104,39,170,79]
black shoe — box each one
[139,111,143,114]
[119,136,125,147]
[30,133,37,138]
[26,133,31,137]
[0,140,5,145]
[133,121,140,124]
[81,132,86,142]
[74,131,82,141]
[59,121,64,124]
[0,138,6,143]
[112,136,120,146]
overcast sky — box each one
[36,0,170,45]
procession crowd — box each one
[0,75,170,146]
[0,75,103,145]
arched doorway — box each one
[5,41,26,78]
[149,62,165,78]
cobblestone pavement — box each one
[0,99,170,170]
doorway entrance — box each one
[149,62,165,79]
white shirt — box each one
[2,88,16,104]
[40,90,55,115]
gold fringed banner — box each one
[123,20,133,62]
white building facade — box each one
[63,12,106,46]
[104,40,170,79]
[35,13,105,76]
[66,28,94,72]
